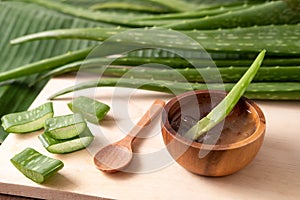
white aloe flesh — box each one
[44,113,87,140]
[1,102,53,133]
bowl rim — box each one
[161,90,266,151]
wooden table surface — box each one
[0,75,299,199]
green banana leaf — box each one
[0,1,106,143]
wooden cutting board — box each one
[0,75,299,200]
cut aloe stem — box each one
[68,96,110,124]
[10,148,64,183]
[1,102,53,133]
[39,127,94,154]
[185,50,266,141]
[44,113,87,140]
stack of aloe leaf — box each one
[0,0,299,140]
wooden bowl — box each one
[161,90,266,176]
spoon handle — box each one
[127,99,165,140]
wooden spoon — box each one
[93,99,165,173]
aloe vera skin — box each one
[164,1,300,30]
[0,47,93,83]
[90,2,173,14]
[48,77,300,101]
[9,0,145,27]
[34,56,300,84]
[39,127,94,154]
[20,0,197,17]
[10,148,64,183]
[36,56,300,81]
[68,96,110,124]
[133,2,253,21]
[11,24,300,56]
[143,0,197,13]
[94,66,300,83]
[184,50,266,141]
[18,0,296,30]
[130,3,255,26]
[44,113,87,140]
[1,102,53,133]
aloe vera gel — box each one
[68,96,110,124]
[1,102,54,133]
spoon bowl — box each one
[94,144,133,173]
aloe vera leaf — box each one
[164,1,300,30]
[68,96,110,124]
[0,47,93,82]
[1,102,53,133]
[184,50,266,140]
[128,19,186,27]
[44,113,87,140]
[90,2,172,14]
[141,0,197,12]
[10,148,64,183]
[34,55,300,84]
[48,77,300,101]
[32,56,202,83]
[10,0,145,26]
[130,2,264,27]
[96,65,300,83]
[125,48,257,61]
[12,24,300,56]
[10,28,124,45]
[131,2,251,22]
[36,56,300,82]
[39,127,94,154]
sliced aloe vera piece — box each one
[1,102,53,133]
[10,147,64,183]
[39,127,94,154]
[44,113,87,140]
[68,96,110,124]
